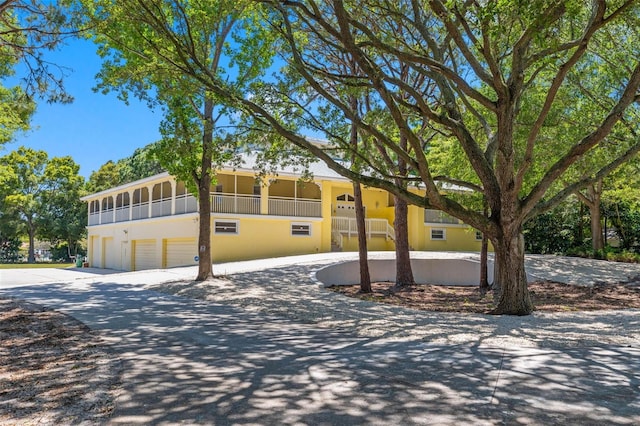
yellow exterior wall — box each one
[210,216,323,262]
[237,175,257,194]
[329,184,390,216]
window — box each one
[291,223,311,236]
[475,231,483,241]
[253,185,261,196]
[336,193,355,202]
[431,229,446,240]
[214,220,238,234]
[424,209,459,224]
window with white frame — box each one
[430,228,446,240]
[475,231,483,241]
[291,223,311,236]
[214,220,238,234]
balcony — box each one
[269,197,321,217]
[115,206,129,222]
[100,209,114,224]
[211,193,260,215]
[89,212,100,226]
[151,197,172,217]
[424,209,460,224]
[131,202,149,220]
[175,193,197,214]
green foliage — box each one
[38,156,86,251]
[523,200,584,254]
[86,143,164,193]
[85,160,120,193]
[0,1,74,103]
[118,144,164,184]
[0,237,21,263]
[0,147,86,262]
[604,200,640,251]
[0,86,35,145]
[50,242,85,262]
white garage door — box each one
[102,237,118,270]
[133,239,157,271]
[164,238,197,268]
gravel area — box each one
[147,259,640,349]
[0,298,121,425]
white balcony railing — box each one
[100,209,114,224]
[175,193,198,214]
[269,197,321,217]
[424,209,460,224]
[151,198,172,217]
[211,193,260,215]
[115,206,130,222]
[131,202,149,220]
[89,212,100,225]
[331,216,395,241]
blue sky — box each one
[5,39,162,178]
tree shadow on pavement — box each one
[1,281,639,425]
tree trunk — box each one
[576,181,604,255]
[492,231,533,315]
[195,98,214,281]
[348,94,371,293]
[479,199,489,292]
[589,201,604,254]
[479,234,489,292]
[27,225,35,264]
[393,195,414,288]
[353,182,371,293]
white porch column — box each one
[170,180,176,215]
[128,190,134,221]
[147,185,154,218]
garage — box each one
[102,237,118,270]
[133,239,157,271]
[90,236,100,267]
[163,238,197,268]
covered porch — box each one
[210,174,322,218]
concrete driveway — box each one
[1,255,639,425]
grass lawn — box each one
[0,263,75,269]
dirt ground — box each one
[0,298,120,426]
[328,279,640,314]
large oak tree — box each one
[73,0,274,280]
[72,1,640,314]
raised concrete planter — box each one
[316,258,494,287]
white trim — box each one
[424,223,469,229]
[430,228,446,240]
[211,213,324,222]
[214,219,239,235]
[86,212,198,228]
[291,222,312,237]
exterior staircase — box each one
[330,217,395,251]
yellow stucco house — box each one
[82,154,486,271]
